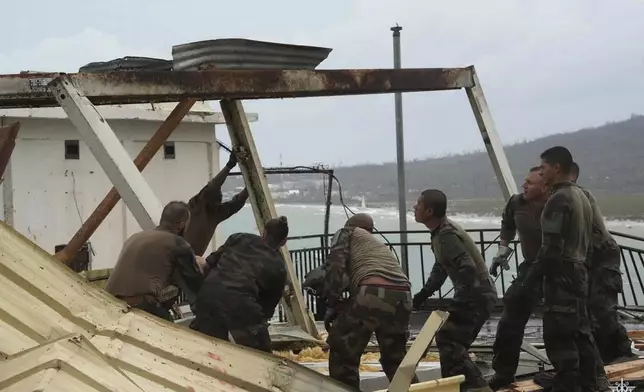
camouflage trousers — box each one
[492,262,542,379]
[589,266,633,364]
[436,295,495,391]
[543,299,603,392]
[326,285,417,390]
[190,283,271,353]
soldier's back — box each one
[106,228,177,298]
[210,233,284,292]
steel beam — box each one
[220,99,319,338]
[0,68,474,108]
[465,66,518,200]
[50,76,164,230]
[55,99,197,264]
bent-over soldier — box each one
[323,213,417,390]
[190,217,289,352]
[106,201,203,321]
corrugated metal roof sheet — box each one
[172,39,332,71]
[0,334,145,392]
[0,221,352,392]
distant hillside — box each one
[222,115,644,217]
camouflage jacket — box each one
[204,232,286,319]
[500,194,545,264]
[322,226,409,306]
[579,185,621,270]
[525,182,594,302]
[423,219,496,303]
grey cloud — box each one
[1,0,642,167]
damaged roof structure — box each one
[0,38,524,391]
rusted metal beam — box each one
[220,99,319,339]
[55,99,196,264]
[0,68,474,108]
[0,122,19,183]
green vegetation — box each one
[222,115,644,219]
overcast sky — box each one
[1,0,643,167]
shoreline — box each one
[267,198,644,222]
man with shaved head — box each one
[106,201,204,321]
[412,189,497,392]
[322,213,416,390]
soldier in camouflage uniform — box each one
[184,152,249,256]
[570,162,635,364]
[523,147,603,392]
[488,167,549,389]
[412,190,497,392]
[323,213,417,390]
[190,217,289,353]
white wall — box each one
[3,117,219,269]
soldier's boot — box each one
[488,374,515,391]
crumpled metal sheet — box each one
[79,56,173,73]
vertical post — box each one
[49,76,164,230]
[220,99,319,338]
[391,24,409,274]
[323,170,334,250]
[464,66,518,200]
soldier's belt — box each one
[358,285,411,300]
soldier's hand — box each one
[226,152,238,169]
[412,288,431,311]
[324,308,338,331]
[489,246,512,277]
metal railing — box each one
[282,228,644,321]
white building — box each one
[0,102,258,269]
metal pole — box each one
[391,24,409,274]
[323,170,334,250]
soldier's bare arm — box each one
[322,227,352,308]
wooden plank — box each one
[388,310,452,392]
[498,359,644,391]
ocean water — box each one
[217,203,644,299]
